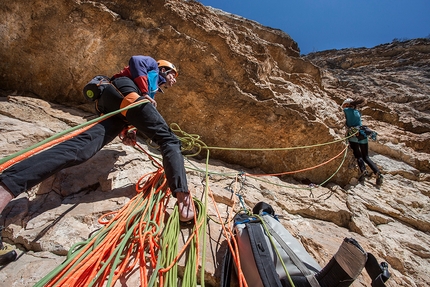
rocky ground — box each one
[0,95,429,286]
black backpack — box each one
[82,75,111,101]
[220,202,390,287]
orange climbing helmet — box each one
[157,60,178,78]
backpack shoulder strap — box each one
[246,219,283,287]
[219,241,234,287]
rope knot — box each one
[170,123,207,157]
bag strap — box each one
[246,221,283,287]
[263,216,321,287]
[219,243,234,287]
[365,253,391,287]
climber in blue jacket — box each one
[342,97,383,186]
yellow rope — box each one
[171,123,353,153]
[171,123,350,191]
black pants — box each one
[0,77,187,197]
[349,141,379,175]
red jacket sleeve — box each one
[133,75,149,95]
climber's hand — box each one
[119,127,137,146]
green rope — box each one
[171,123,354,153]
[160,205,180,286]
[317,145,349,186]
[200,156,210,287]
[255,213,296,287]
[183,199,205,287]
[159,198,205,286]
[170,123,207,157]
[0,99,149,166]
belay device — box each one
[220,202,391,287]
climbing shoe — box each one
[358,170,368,182]
[376,173,384,186]
[0,244,17,265]
[0,226,18,265]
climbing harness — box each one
[119,125,137,146]
[346,126,378,141]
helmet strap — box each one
[160,67,171,78]
[160,67,173,78]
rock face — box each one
[305,39,430,175]
[0,0,346,185]
[0,1,429,287]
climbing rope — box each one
[33,166,169,287]
[3,99,354,287]
[171,123,352,153]
[173,122,351,192]
[0,99,149,172]
[158,198,205,287]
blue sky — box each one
[198,0,430,55]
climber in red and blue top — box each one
[111,55,177,107]
[0,56,195,264]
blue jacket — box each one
[343,107,367,143]
[112,55,166,99]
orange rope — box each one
[40,167,171,287]
[208,177,249,287]
[134,141,163,169]
[0,122,99,172]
